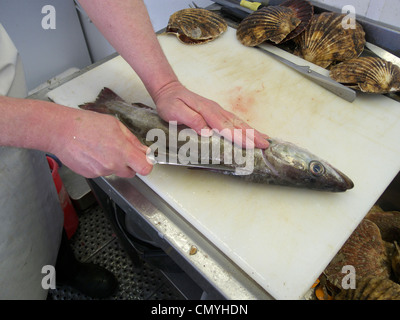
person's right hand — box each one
[51,108,153,179]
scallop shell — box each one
[330,57,400,94]
[365,206,400,242]
[392,242,400,282]
[324,219,391,290]
[279,0,314,42]
[335,277,400,300]
[236,6,301,46]
[166,8,227,44]
[293,12,365,68]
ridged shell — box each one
[236,6,301,46]
[293,12,366,68]
[330,57,400,94]
[335,277,400,300]
[166,8,227,44]
[365,206,400,242]
[324,219,391,290]
[392,242,400,282]
[279,0,314,42]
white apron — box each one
[0,24,64,299]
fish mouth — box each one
[337,172,354,191]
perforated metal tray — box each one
[47,205,184,300]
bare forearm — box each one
[0,96,74,153]
[79,0,178,98]
[0,95,153,178]
[77,0,270,149]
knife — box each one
[147,152,239,173]
[212,1,357,102]
[237,0,267,10]
[211,0,254,14]
[257,44,357,102]
[211,0,267,10]
[147,152,255,175]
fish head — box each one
[263,139,354,192]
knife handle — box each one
[240,0,266,11]
[220,6,250,21]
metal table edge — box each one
[90,175,274,300]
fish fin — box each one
[79,87,154,112]
[79,87,124,114]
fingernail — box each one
[254,137,269,149]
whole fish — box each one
[80,87,354,192]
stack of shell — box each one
[317,206,400,300]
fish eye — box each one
[309,161,325,176]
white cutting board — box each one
[48,27,400,299]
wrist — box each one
[150,79,182,104]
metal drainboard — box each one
[47,205,184,300]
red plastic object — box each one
[47,156,79,239]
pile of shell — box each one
[165,2,400,94]
[314,206,400,300]
[236,0,314,46]
[235,0,400,94]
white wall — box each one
[0,0,91,92]
[313,0,400,29]
[77,0,214,63]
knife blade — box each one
[365,42,400,68]
[147,153,241,173]
[257,44,357,102]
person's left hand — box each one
[153,81,270,149]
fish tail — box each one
[79,87,123,114]
[79,87,154,113]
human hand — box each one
[153,81,270,149]
[51,109,153,178]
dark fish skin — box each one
[80,88,354,192]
